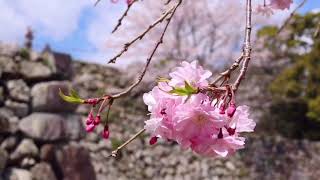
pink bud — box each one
[149,136,158,145]
[86,123,95,132]
[102,125,110,139]
[85,98,99,105]
[94,114,101,125]
[227,103,237,117]
[219,105,225,114]
[217,128,223,139]
[86,111,94,125]
[227,127,236,135]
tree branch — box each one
[111,0,182,99]
[233,0,252,91]
[110,128,146,158]
[277,0,307,34]
[108,3,179,64]
[112,0,139,33]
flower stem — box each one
[110,128,146,158]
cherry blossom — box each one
[143,61,256,157]
[257,0,293,16]
[169,61,212,88]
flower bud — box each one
[218,128,223,139]
[86,123,95,132]
[85,98,99,105]
[149,136,158,145]
[227,127,236,135]
[94,114,101,125]
[219,105,226,114]
[102,125,110,139]
[86,110,94,125]
[227,103,237,117]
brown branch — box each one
[314,22,320,38]
[94,0,102,6]
[112,0,182,99]
[233,0,252,91]
[108,3,178,64]
[277,0,307,34]
[110,128,146,158]
[112,0,138,33]
[210,54,244,86]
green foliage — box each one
[169,81,198,96]
[307,96,320,122]
[261,12,320,139]
[18,48,30,59]
[59,88,85,104]
[257,26,278,37]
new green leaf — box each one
[59,88,85,104]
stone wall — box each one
[0,44,113,180]
[1,44,320,180]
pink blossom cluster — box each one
[143,61,256,157]
[257,0,293,16]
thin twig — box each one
[110,128,146,158]
[94,0,102,6]
[112,0,138,33]
[314,22,320,38]
[233,0,252,91]
[277,0,308,34]
[112,0,182,99]
[108,3,177,64]
[210,54,244,86]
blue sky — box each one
[0,0,319,66]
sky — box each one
[0,0,319,67]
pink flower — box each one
[256,5,274,17]
[144,87,183,140]
[143,60,256,157]
[211,136,245,157]
[173,94,225,148]
[169,61,212,88]
[191,129,245,157]
[270,0,292,10]
[226,105,256,133]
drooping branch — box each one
[233,0,252,91]
[94,0,102,6]
[112,0,182,99]
[210,54,244,86]
[277,0,307,34]
[210,0,252,90]
[108,2,179,64]
[112,0,138,33]
[110,128,146,157]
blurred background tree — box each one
[257,12,320,140]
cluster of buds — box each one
[84,96,113,139]
[59,89,113,140]
[217,85,237,118]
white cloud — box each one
[0,0,92,43]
